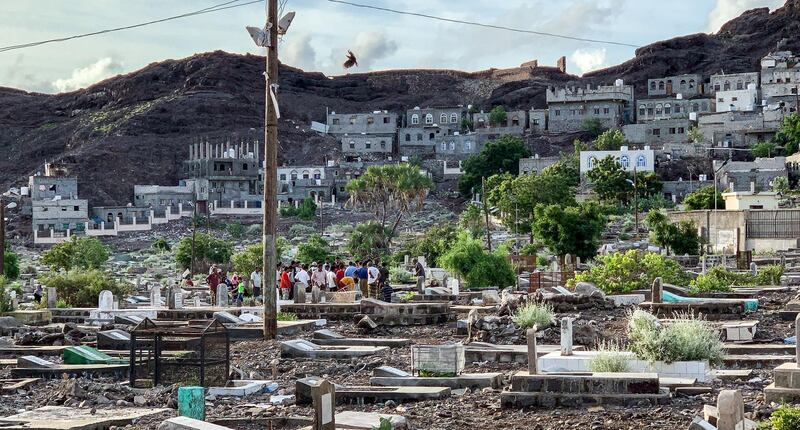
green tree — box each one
[586,155,630,203]
[296,234,332,264]
[532,202,607,261]
[40,269,132,308]
[645,210,701,255]
[41,236,109,272]
[775,113,800,155]
[458,204,486,239]
[347,164,433,242]
[2,249,20,280]
[488,105,507,126]
[231,238,287,275]
[581,118,605,138]
[399,223,459,267]
[542,151,580,187]
[439,232,516,289]
[593,129,626,150]
[458,135,530,196]
[751,142,777,158]
[460,118,474,132]
[347,222,392,261]
[688,126,703,144]
[175,233,233,271]
[486,170,576,238]
[280,198,317,220]
[683,186,724,210]
[773,176,790,195]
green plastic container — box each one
[178,386,205,420]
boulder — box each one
[574,282,603,298]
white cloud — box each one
[706,0,782,33]
[51,57,122,93]
[282,33,317,71]
[570,48,607,75]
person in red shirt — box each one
[335,263,346,289]
[279,266,292,300]
[206,269,220,305]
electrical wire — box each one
[0,0,265,53]
[326,0,639,48]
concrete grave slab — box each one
[0,406,169,430]
[310,330,409,348]
[370,372,503,389]
[207,380,278,397]
[157,416,233,430]
[17,356,56,369]
[97,329,131,350]
[213,311,243,324]
[332,411,407,429]
[0,378,41,394]
[280,339,388,359]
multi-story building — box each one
[709,72,759,94]
[434,132,480,160]
[761,51,800,102]
[623,118,693,146]
[276,165,334,203]
[180,141,262,212]
[579,146,655,175]
[529,109,547,133]
[697,109,783,148]
[472,109,527,129]
[340,134,393,155]
[399,106,467,156]
[326,111,398,135]
[29,163,89,236]
[646,74,704,97]
[545,82,635,133]
[715,85,759,112]
[715,157,788,193]
[636,97,714,122]
[519,156,560,175]
[133,182,196,212]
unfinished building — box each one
[545,82,635,133]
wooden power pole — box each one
[0,199,5,276]
[481,177,492,252]
[261,0,279,339]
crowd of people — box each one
[204,265,262,306]
[278,259,393,302]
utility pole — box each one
[190,194,197,275]
[261,0,279,339]
[481,176,492,252]
[632,165,638,239]
[0,199,5,276]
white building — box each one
[579,146,655,175]
[715,84,758,112]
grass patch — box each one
[628,310,723,365]
[588,341,631,373]
[277,312,298,321]
[513,302,554,329]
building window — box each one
[714,84,720,92]
[650,81,656,90]
[603,106,610,115]
[302,171,310,179]
[449,141,455,151]
[440,142,447,151]
[416,133,422,141]
[349,116,357,124]
[450,113,458,123]
[383,116,391,124]
[314,171,321,179]
[620,155,630,169]
[242,163,248,170]
[291,171,298,180]
[425,114,433,124]
[74,206,79,211]
[637,155,647,167]
[736,80,743,90]
[554,109,561,116]
[732,97,738,102]
[693,103,700,111]
[533,119,539,125]
[380,141,386,149]
[674,104,681,113]
[669,127,676,134]
[365,141,371,149]
[280,174,286,180]
[349,140,355,149]
[724,81,731,90]
[465,141,471,151]
[718,97,724,103]
[655,104,663,115]
[440,113,448,123]
[512,116,520,126]
[664,103,671,114]
[429,132,435,140]
[652,128,661,136]
[689,79,695,89]
[331,118,339,125]
[678,127,685,133]
[588,157,597,169]
[61,207,66,212]
[658,81,665,90]
[405,133,411,142]
[594,107,600,115]
[411,114,419,125]
[647,107,654,116]
[639,105,646,116]
[367,116,374,125]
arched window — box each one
[512,115,520,126]
[724,81,731,90]
[290,170,298,180]
[450,113,458,123]
[639,104,646,116]
[655,104,663,115]
[465,141,472,151]
[405,133,411,142]
[680,79,687,88]
[745,80,752,88]
[416,133,422,141]
[650,81,656,90]
[588,157,597,169]
[440,142,447,152]
[440,113,448,124]
[664,103,671,115]
[348,140,355,149]
[658,81,665,90]
[736,80,743,90]
[692,103,699,112]
[425,114,433,124]
[302,170,310,179]
[637,155,647,168]
[689,79,695,88]
[620,155,630,169]
[313,170,321,179]
[429,132,435,140]
[411,114,419,125]
[449,141,455,151]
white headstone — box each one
[46,287,57,308]
[217,287,229,307]
[173,287,184,309]
[98,290,114,311]
[560,317,573,356]
[150,285,162,308]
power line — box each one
[0,0,264,53]
[326,0,639,49]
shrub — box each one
[397,223,458,268]
[152,238,170,252]
[277,312,298,321]
[40,269,133,308]
[3,249,20,280]
[627,310,723,365]
[588,341,631,373]
[513,302,554,329]
[231,239,287,274]
[764,404,800,430]
[439,233,515,290]
[296,235,331,264]
[289,224,316,237]
[389,267,414,284]
[56,298,69,308]
[347,222,391,261]
[397,291,415,302]
[569,250,689,294]
[41,236,110,271]
[756,264,784,285]
[371,417,393,430]
[174,233,233,270]
[281,198,317,220]
[226,222,246,238]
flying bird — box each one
[343,50,358,69]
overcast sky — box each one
[0,0,785,94]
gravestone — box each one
[168,286,183,310]
[194,296,201,307]
[564,254,573,271]
[796,313,800,364]
[46,287,57,308]
[98,290,114,311]
[18,355,56,368]
[217,287,228,307]
[9,291,17,310]
[781,254,787,267]
[651,277,663,304]
[560,317,573,356]
[310,378,336,430]
[526,328,537,375]
[750,262,757,276]
[701,255,707,275]
[150,285,162,308]
[294,285,307,304]
[716,390,744,430]
[311,285,322,304]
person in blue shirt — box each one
[344,261,357,278]
[356,261,369,298]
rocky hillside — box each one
[1,0,800,206]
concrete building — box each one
[668,209,800,253]
[546,82,635,133]
[623,118,693,146]
[647,74,704,98]
[277,165,334,203]
[181,141,262,212]
[662,179,713,203]
[722,189,780,210]
[29,163,89,238]
[398,127,438,156]
[519,156,560,175]
[579,146,655,175]
[340,134,394,155]
[761,51,800,101]
[698,109,783,148]
[715,84,758,112]
[434,133,480,160]
[714,157,787,193]
[636,97,714,122]
[326,111,398,135]
[709,72,759,94]
[405,106,465,130]
[473,109,527,129]
[134,182,195,212]
[529,109,547,133]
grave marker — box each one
[750,262,757,276]
[716,390,744,430]
[150,285,161,308]
[217,286,228,307]
[526,328,538,375]
[701,255,707,275]
[98,290,114,311]
[311,285,322,304]
[560,317,573,356]
[651,277,663,304]
[310,378,336,430]
[46,287,56,308]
